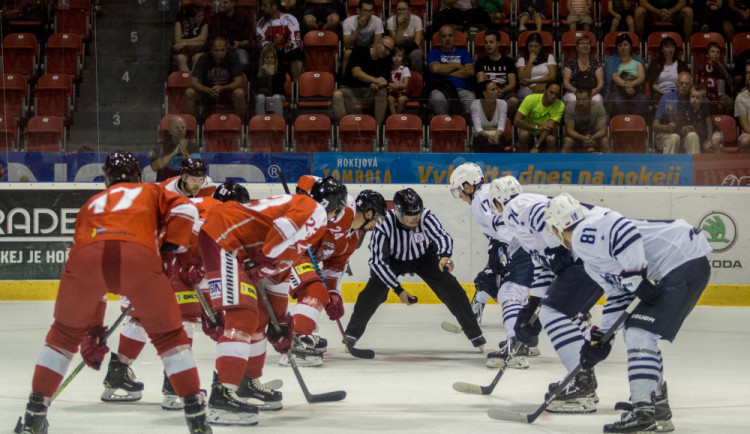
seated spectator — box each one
[254,44,287,115]
[302,0,346,33]
[562,87,609,153]
[519,0,546,32]
[647,36,689,103]
[183,37,248,120]
[427,25,475,116]
[653,71,701,153]
[696,41,733,113]
[209,0,253,72]
[256,0,303,81]
[567,0,593,31]
[432,0,492,36]
[514,82,564,153]
[605,33,647,119]
[692,0,733,37]
[480,0,506,26]
[333,36,394,126]
[561,34,603,104]
[634,0,694,41]
[734,60,750,152]
[516,32,557,101]
[172,4,208,72]
[732,48,750,94]
[475,30,519,116]
[388,47,411,115]
[609,0,636,32]
[342,0,384,74]
[151,115,200,182]
[387,0,425,74]
[728,0,750,39]
[471,80,508,152]
[690,85,725,153]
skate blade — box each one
[161,394,184,411]
[262,379,283,390]
[242,398,283,411]
[545,397,597,414]
[527,347,541,357]
[656,420,675,432]
[207,408,258,426]
[101,388,142,402]
[279,354,323,368]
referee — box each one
[344,188,486,350]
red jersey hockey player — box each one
[161,158,216,198]
[198,177,347,425]
[17,152,211,434]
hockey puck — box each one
[407,295,418,304]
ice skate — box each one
[486,337,530,369]
[101,353,144,402]
[183,394,212,433]
[300,333,327,353]
[207,379,258,426]
[546,368,599,414]
[604,400,657,433]
[19,392,48,434]
[615,383,673,432]
[279,335,324,367]
[237,375,283,411]
[162,371,184,410]
[470,335,486,352]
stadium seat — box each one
[517,30,555,59]
[157,113,198,142]
[404,70,423,114]
[690,32,726,76]
[44,33,84,80]
[54,0,92,39]
[732,33,750,65]
[429,115,466,153]
[338,114,378,152]
[712,115,738,153]
[203,113,243,152]
[431,30,469,51]
[473,30,511,60]
[164,71,191,115]
[248,114,287,152]
[236,0,257,22]
[384,114,423,152]
[560,30,598,64]
[182,0,214,21]
[646,31,684,63]
[0,117,20,151]
[1,33,38,79]
[296,71,335,113]
[603,31,640,57]
[303,30,339,74]
[25,116,65,152]
[609,114,647,153]
[34,74,74,123]
[293,114,332,152]
[0,74,29,122]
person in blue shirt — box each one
[427,25,475,116]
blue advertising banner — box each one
[313,153,694,185]
[0,152,313,183]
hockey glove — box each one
[544,246,576,275]
[634,276,661,305]
[487,239,508,275]
[514,296,542,347]
[201,310,224,342]
[325,291,345,321]
[162,252,180,280]
[580,327,612,369]
[180,257,205,286]
[473,268,497,296]
[81,325,109,370]
[243,252,277,283]
[267,314,295,354]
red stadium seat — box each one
[339,114,378,152]
[732,33,750,62]
[203,113,243,152]
[0,74,29,122]
[303,30,339,74]
[646,31,684,63]
[560,30,598,64]
[712,115,738,153]
[384,114,423,152]
[44,33,84,80]
[1,33,38,79]
[164,71,192,115]
[34,74,74,123]
[603,31,640,57]
[293,114,332,152]
[26,116,65,152]
[517,30,555,59]
[0,117,20,151]
[690,32,726,76]
[297,71,335,113]
[54,0,92,39]
[429,115,466,153]
[404,70,423,114]
[609,114,647,153]
[474,30,511,59]
[157,114,198,142]
[248,114,287,152]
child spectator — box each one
[692,85,724,152]
[255,44,287,116]
[567,0,593,31]
[388,46,411,115]
[609,0,636,33]
[696,42,733,113]
[519,0,546,32]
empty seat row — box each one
[1,32,84,81]
[0,73,75,124]
[0,115,66,152]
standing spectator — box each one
[514,82,565,152]
[653,71,700,153]
[427,25,475,116]
[605,33,647,119]
[209,0,253,72]
[609,0,636,32]
[172,4,208,72]
[342,0,384,73]
[516,32,557,101]
[151,115,201,182]
[475,30,519,117]
[696,41,733,113]
[567,0,593,31]
[254,43,287,116]
[302,0,346,33]
[634,0,694,41]
[388,46,411,115]
[387,0,425,73]
[647,36,689,104]
[561,34,604,104]
[518,0,546,32]
[689,85,725,153]
[471,80,508,152]
[343,188,486,352]
[183,37,248,120]
[333,36,394,126]
[736,61,750,152]
[562,87,609,153]
[692,0,733,38]
[256,0,303,82]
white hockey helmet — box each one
[545,193,586,236]
[488,175,522,214]
[449,163,484,199]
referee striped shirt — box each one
[368,209,453,289]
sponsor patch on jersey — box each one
[240,282,257,299]
[208,279,222,300]
[175,291,199,304]
[295,263,315,274]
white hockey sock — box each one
[540,305,585,373]
[624,327,661,403]
[499,282,530,338]
[474,291,492,304]
[501,301,522,338]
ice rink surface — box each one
[1,301,749,434]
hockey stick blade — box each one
[336,319,375,359]
[441,321,462,334]
[487,408,536,423]
[452,382,484,395]
[308,390,348,403]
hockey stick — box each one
[487,297,642,423]
[194,284,218,326]
[256,280,346,403]
[452,310,539,395]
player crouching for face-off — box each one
[545,193,712,433]
[18,152,212,434]
[161,157,216,198]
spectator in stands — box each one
[480,0,506,26]
[432,0,466,33]
[388,46,411,115]
[256,0,303,82]
[333,36,394,126]
[387,0,425,74]
[605,33,647,119]
[255,43,287,115]
[514,82,565,152]
[692,0,733,38]
[151,115,200,182]
[427,25,475,116]
[696,41,733,113]
[567,0,593,31]
[734,61,750,152]
[172,4,208,72]
[653,71,701,153]
[475,30,519,117]
[302,0,346,33]
[609,0,636,32]
[562,87,609,153]
[634,0,694,41]
[561,34,603,104]
[432,0,492,36]
[689,85,725,152]
[342,0,384,74]
[732,48,750,94]
[516,32,557,101]
[209,0,253,72]
[518,0,546,32]
[728,0,750,40]
[471,80,508,152]
[183,37,248,120]
[647,36,689,104]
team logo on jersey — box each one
[699,211,737,253]
[414,232,425,243]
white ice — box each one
[1,301,749,433]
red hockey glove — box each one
[201,310,225,342]
[80,325,109,370]
[267,314,294,354]
[180,257,205,286]
[243,253,277,283]
[162,252,180,280]
[325,291,345,321]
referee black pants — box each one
[345,251,483,343]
